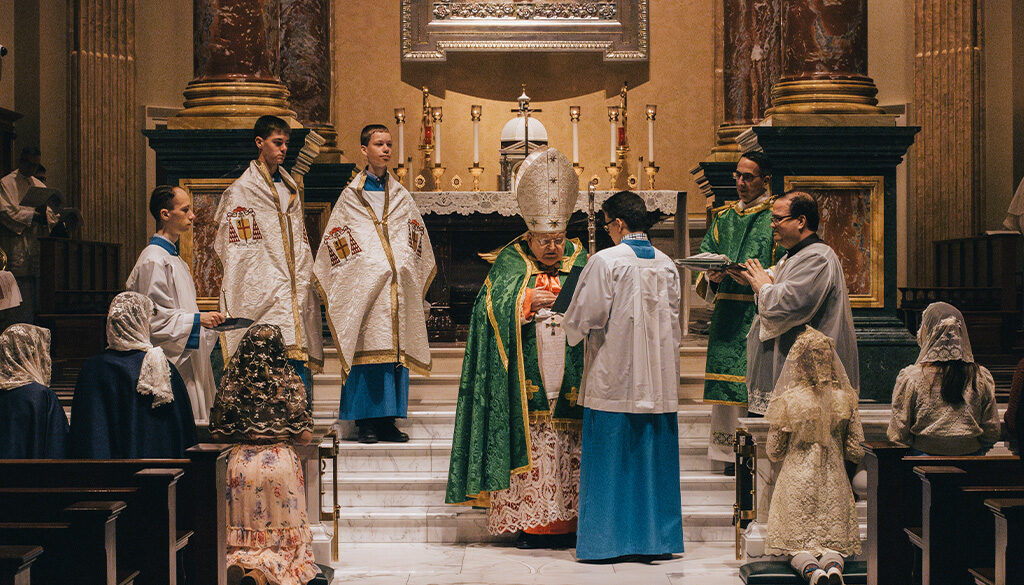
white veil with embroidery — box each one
[106,291,174,407]
[0,324,52,390]
[915,301,974,365]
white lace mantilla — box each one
[411,190,680,217]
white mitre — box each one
[514,147,579,233]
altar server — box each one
[127,185,225,421]
[69,292,197,459]
[313,124,435,443]
[563,190,684,561]
[0,324,68,459]
[446,147,586,548]
[214,115,323,398]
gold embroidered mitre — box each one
[513,147,579,233]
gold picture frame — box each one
[178,178,235,312]
[783,175,885,309]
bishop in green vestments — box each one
[446,147,585,547]
[699,153,782,465]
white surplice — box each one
[126,238,217,421]
[562,241,681,414]
[0,170,57,276]
[745,240,859,415]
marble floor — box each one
[329,542,743,584]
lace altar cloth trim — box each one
[411,190,679,217]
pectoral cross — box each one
[525,380,540,400]
[566,387,579,407]
[236,218,252,240]
[544,319,560,336]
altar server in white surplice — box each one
[738,191,859,416]
[213,115,324,401]
[126,185,225,422]
[313,124,435,444]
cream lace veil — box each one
[0,323,52,390]
[766,326,859,446]
[106,291,174,407]
[915,301,974,364]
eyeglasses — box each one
[770,214,794,225]
[732,171,763,182]
[603,217,617,233]
[534,236,565,247]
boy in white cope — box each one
[126,185,226,421]
[313,124,435,444]
[563,190,685,561]
[735,191,859,415]
[214,115,323,401]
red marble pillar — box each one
[170,0,298,129]
[769,0,883,115]
[280,0,341,158]
[715,0,782,153]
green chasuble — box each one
[445,236,586,506]
[699,198,782,406]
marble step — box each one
[325,471,735,508]
[334,504,734,544]
[334,438,720,474]
[329,406,712,442]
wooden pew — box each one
[0,444,230,585]
[862,442,1023,585]
[969,498,1024,585]
[0,545,43,585]
[0,501,137,585]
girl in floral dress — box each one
[210,324,318,585]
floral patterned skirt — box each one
[226,444,319,585]
[487,416,582,535]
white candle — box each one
[648,118,654,164]
[473,121,479,164]
[435,121,442,165]
[398,123,405,162]
[572,120,579,164]
[609,119,616,165]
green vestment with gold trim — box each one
[699,199,782,405]
[445,236,586,506]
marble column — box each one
[280,0,343,161]
[169,0,299,129]
[907,0,984,285]
[68,0,144,277]
[714,0,782,154]
[768,0,884,117]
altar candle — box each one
[471,105,482,165]
[646,104,657,164]
[607,106,619,165]
[432,107,443,165]
[569,106,580,164]
[394,108,406,163]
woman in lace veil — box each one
[0,323,68,458]
[209,324,317,585]
[765,326,863,585]
[887,302,1000,456]
[69,292,196,458]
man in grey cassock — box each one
[731,191,859,414]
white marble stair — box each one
[313,342,738,544]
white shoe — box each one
[806,568,829,585]
[824,565,845,585]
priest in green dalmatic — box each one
[446,147,585,549]
[699,152,783,471]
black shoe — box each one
[514,532,547,549]
[376,421,409,443]
[723,463,735,477]
[357,424,378,444]
[553,532,577,549]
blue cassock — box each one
[68,349,198,459]
[0,382,69,458]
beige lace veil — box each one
[0,324,52,390]
[106,291,174,407]
[915,301,974,364]
[765,326,859,446]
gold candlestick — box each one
[572,163,584,177]
[394,165,409,188]
[605,164,621,190]
[431,164,447,191]
[644,163,659,189]
[468,164,485,191]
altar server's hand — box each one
[706,269,726,283]
[200,311,227,328]
[740,259,773,291]
[531,289,557,312]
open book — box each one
[674,252,747,272]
